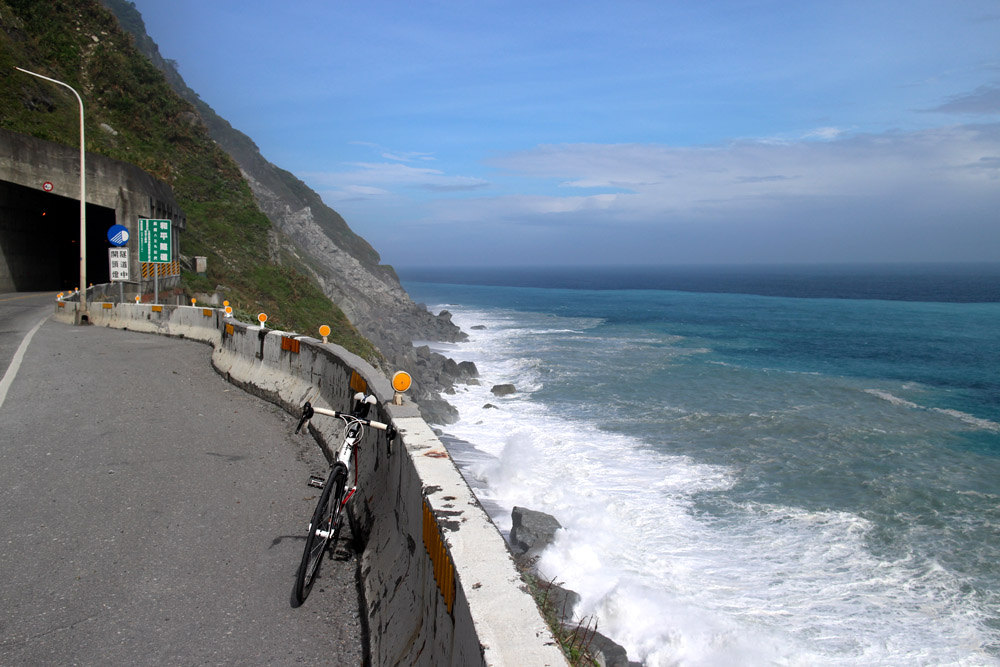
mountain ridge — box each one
[99,0,472,423]
[2,0,470,422]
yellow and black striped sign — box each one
[281,336,300,354]
[422,499,456,616]
[140,261,180,278]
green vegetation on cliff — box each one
[0,0,377,361]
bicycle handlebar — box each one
[294,400,390,434]
[312,404,388,430]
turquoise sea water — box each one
[401,265,1000,666]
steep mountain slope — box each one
[100,0,472,422]
[0,0,378,361]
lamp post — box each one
[15,67,88,321]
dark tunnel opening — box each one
[1,181,115,292]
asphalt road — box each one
[0,294,365,665]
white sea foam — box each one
[429,303,998,666]
[864,389,1000,432]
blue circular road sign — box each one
[107,224,130,246]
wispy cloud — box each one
[395,123,999,264]
[480,124,1000,225]
[306,160,489,201]
[381,151,436,163]
[802,126,847,141]
[928,83,1000,114]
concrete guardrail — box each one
[53,298,566,666]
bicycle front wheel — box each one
[293,466,347,606]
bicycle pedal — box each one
[308,476,326,489]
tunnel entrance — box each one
[0,180,115,292]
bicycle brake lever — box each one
[386,424,397,457]
[295,402,315,434]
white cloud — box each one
[802,126,846,140]
[380,151,436,163]
[304,160,489,201]
[324,124,1000,264]
[480,124,1000,225]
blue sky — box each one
[129,0,1000,267]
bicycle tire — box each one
[293,465,347,605]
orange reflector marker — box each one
[224,306,232,316]
[223,300,229,307]
[257,312,267,328]
[392,371,412,393]
[190,298,196,306]
[318,324,331,343]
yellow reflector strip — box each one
[202,308,212,317]
[349,370,368,394]
[281,336,300,354]
[151,305,163,312]
[102,303,113,309]
[57,302,65,308]
[422,499,456,615]
[225,323,234,335]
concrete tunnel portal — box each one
[0,180,116,291]
[1,128,184,295]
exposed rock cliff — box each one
[102,0,471,423]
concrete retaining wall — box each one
[53,298,565,666]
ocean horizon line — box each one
[398,262,1000,304]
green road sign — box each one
[139,218,172,263]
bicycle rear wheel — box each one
[293,466,347,606]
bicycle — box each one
[291,391,396,606]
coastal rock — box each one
[512,508,642,666]
[545,583,581,623]
[471,325,487,330]
[456,360,479,378]
[561,624,641,667]
[510,506,561,559]
[491,384,517,397]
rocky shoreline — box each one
[509,507,642,667]
[435,419,642,664]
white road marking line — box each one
[0,315,50,410]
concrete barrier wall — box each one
[54,299,565,666]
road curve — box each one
[0,315,365,664]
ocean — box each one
[399,264,1000,666]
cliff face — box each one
[100,0,470,423]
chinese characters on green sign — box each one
[139,218,172,263]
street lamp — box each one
[15,66,88,322]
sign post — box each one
[108,248,129,303]
[139,218,171,304]
[107,224,131,304]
